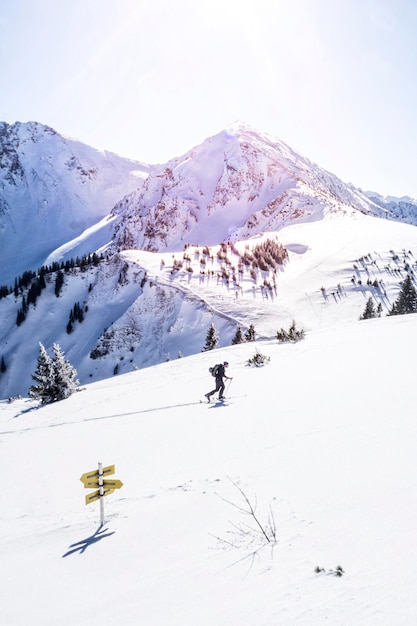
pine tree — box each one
[231,325,245,345]
[29,342,79,404]
[203,323,219,351]
[388,274,417,315]
[55,270,64,297]
[359,297,377,320]
[51,343,79,401]
[29,343,55,404]
[245,324,256,342]
[16,308,26,326]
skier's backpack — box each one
[209,364,221,377]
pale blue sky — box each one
[1,0,417,197]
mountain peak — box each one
[224,119,260,136]
[222,120,289,150]
[109,121,387,254]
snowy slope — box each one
[1,312,417,625]
[0,121,149,285]
[2,212,417,399]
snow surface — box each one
[1,312,417,625]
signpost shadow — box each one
[62,525,115,557]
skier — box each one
[205,361,232,402]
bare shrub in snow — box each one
[276,320,305,342]
[246,349,270,367]
[213,480,278,559]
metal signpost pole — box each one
[98,461,105,525]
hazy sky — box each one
[1,0,417,197]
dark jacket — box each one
[216,364,227,380]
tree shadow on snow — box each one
[62,525,115,557]
[14,404,39,417]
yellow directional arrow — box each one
[85,487,115,505]
[80,478,123,490]
[102,479,123,490]
[80,464,115,487]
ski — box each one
[200,394,246,404]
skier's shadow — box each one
[62,525,115,557]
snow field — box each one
[1,313,417,624]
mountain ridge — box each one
[108,121,394,254]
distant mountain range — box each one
[2,121,417,286]
[1,120,417,399]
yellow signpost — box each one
[82,478,124,491]
[85,487,115,505]
[80,464,115,485]
[80,462,123,524]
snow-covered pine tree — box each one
[202,323,219,351]
[245,324,256,342]
[388,274,417,315]
[29,342,79,403]
[51,343,79,401]
[29,342,55,404]
[231,325,245,345]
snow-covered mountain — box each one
[2,120,417,400]
[108,121,417,253]
[0,121,149,285]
